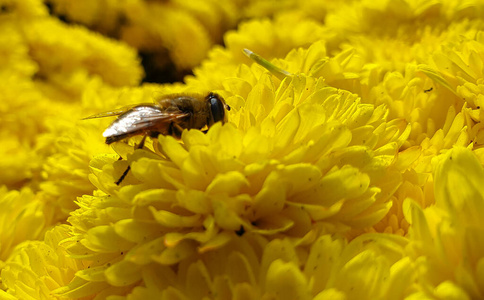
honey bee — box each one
[85,92,230,184]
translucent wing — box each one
[103,105,189,144]
[82,103,155,120]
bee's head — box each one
[207,92,230,126]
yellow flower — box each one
[37,81,186,219]
[362,25,484,235]
[0,0,147,215]
[1,225,85,299]
[123,2,212,71]
[190,17,330,91]
[404,147,484,299]
[0,187,48,262]
[0,23,37,79]
[365,62,469,235]
[46,0,124,34]
[37,119,108,217]
[46,42,412,296]
[24,18,143,88]
[48,0,240,72]
[0,74,51,189]
[0,0,48,21]
[6,0,484,298]
[324,0,484,40]
[52,230,411,299]
[418,31,484,161]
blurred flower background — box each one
[1,0,484,299]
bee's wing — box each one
[103,105,189,141]
[82,103,154,120]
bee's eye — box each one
[208,93,226,123]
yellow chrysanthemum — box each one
[48,0,240,72]
[45,0,338,74]
[0,0,47,21]
[46,0,124,34]
[1,225,85,299]
[190,17,331,91]
[419,31,484,158]
[404,147,484,299]
[24,18,143,88]
[0,23,37,79]
[0,0,143,92]
[0,187,48,263]
[0,9,145,216]
[0,74,52,189]
[76,233,409,300]
[324,0,484,41]
[5,0,484,299]
[37,81,186,218]
[37,119,108,217]
[41,43,413,297]
[353,20,484,236]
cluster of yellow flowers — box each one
[2,0,484,299]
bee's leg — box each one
[115,135,148,185]
[136,134,148,149]
[115,166,130,185]
[168,122,185,138]
[174,124,185,137]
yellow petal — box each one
[84,225,135,253]
[251,178,286,219]
[304,235,344,295]
[184,260,212,299]
[434,147,484,227]
[287,201,343,221]
[381,257,416,299]
[133,189,177,208]
[176,189,212,214]
[125,237,165,265]
[75,264,108,282]
[264,260,311,300]
[150,208,202,228]
[114,219,162,244]
[131,157,184,189]
[105,260,142,286]
[333,251,389,299]
[313,289,346,300]
[198,232,232,253]
[181,129,209,148]
[207,122,244,162]
[297,165,369,206]
[402,198,433,244]
[434,281,471,300]
[241,127,272,163]
[226,251,257,285]
[158,135,189,168]
[260,239,299,286]
[54,277,109,299]
[233,283,260,300]
[212,195,247,231]
[252,215,294,235]
[152,240,197,265]
[222,77,253,99]
[206,171,250,196]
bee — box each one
[85,92,230,184]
